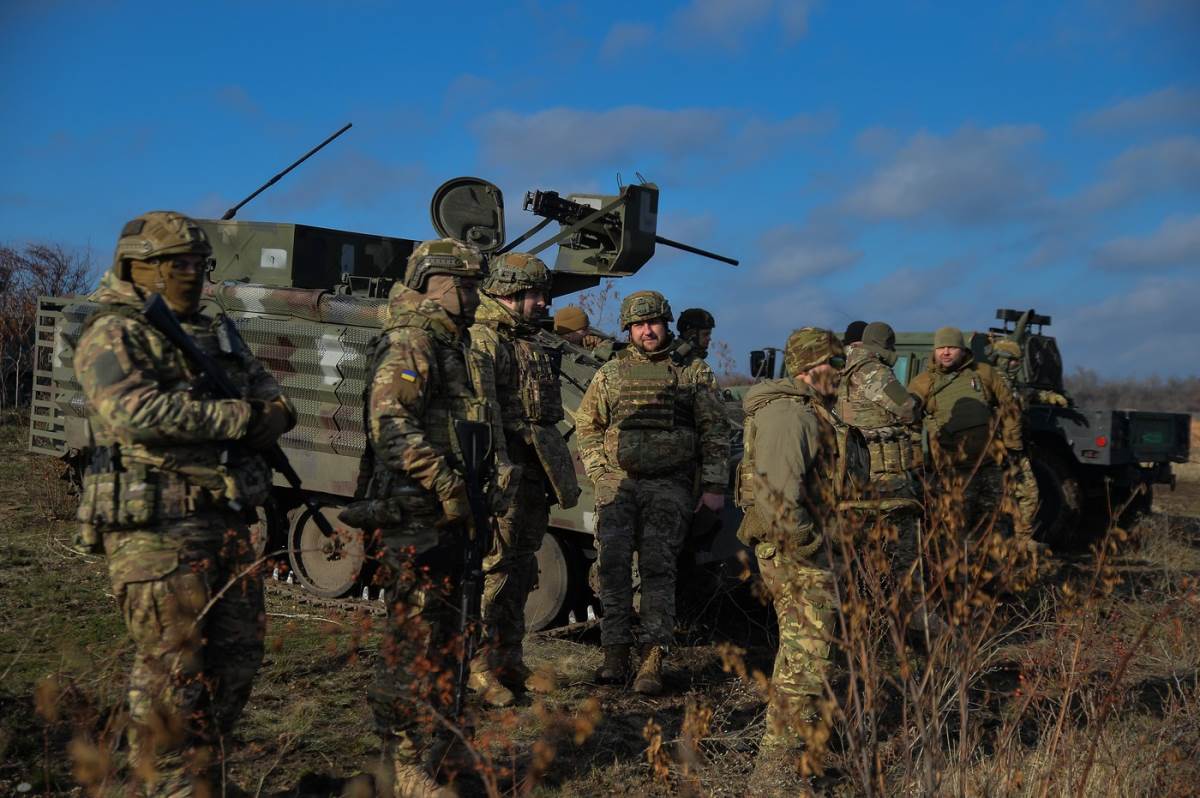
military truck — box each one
[746,311,1192,546]
[27,175,743,631]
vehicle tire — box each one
[1030,445,1083,549]
[525,531,582,632]
[287,504,365,598]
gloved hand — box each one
[438,481,470,528]
[1041,391,1070,408]
[244,397,294,450]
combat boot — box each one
[392,762,460,798]
[632,645,664,695]
[595,644,631,684]
[467,667,516,708]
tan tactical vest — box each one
[925,366,994,463]
[837,359,916,480]
[75,305,272,534]
[512,337,564,426]
[605,355,697,476]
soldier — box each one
[842,319,867,346]
[908,326,1022,536]
[553,305,618,360]
[991,337,1068,538]
[735,328,853,783]
[74,211,294,796]
[468,253,580,707]
[360,238,493,797]
[677,307,716,360]
[575,290,730,695]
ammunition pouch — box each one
[860,426,917,478]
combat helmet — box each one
[482,252,551,297]
[784,327,845,375]
[619,290,673,330]
[677,307,715,335]
[112,211,212,280]
[404,238,484,290]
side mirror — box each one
[750,349,777,380]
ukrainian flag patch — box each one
[400,370,418,383]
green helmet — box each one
[112,211,212,279]
[862,321,896,352]
[677,307,715,335]
[481,252,551,297]
[619,290,673,330]
[404,237,484,290]
[784,327,844,375]
[933,326,966,350]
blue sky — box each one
[2,0,1198,376]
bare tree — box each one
[0,243,95,409]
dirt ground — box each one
[2,412,1198,797]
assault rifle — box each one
[141,293,335,536]
[452,418,495,720]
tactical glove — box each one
[438,481,470,528]
[244,397,294,450]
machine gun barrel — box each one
[523,188,738,266]
[221,122,353,220]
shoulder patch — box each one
[400,369,419,383]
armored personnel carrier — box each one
[28,175,743,631]
[745,311,1191,546]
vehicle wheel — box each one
[1030,445,1083,549]
[287,504,365,598]
[525,532,581,632]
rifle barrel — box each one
[221,122,353,220]
[654,235,738,266]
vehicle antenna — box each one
[220,122,353,220]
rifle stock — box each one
[140,294,335,536]
[451,418,494,720]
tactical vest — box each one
[837,359,916,479]
[512,337,564,426]
[605,355,697,476]
[75,304,272,538]
[362,316,492,509]
[925,366,995,464]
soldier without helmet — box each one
[575,290,730,695]
[74,211,296,795]
[467,252,581,707]
[360,238,505,797]
[553,304,618,360]
[909,326,1022,537]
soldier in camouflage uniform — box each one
[735,328,855,777]
[991,337,1069,538]
[909,326,1022,537]
[468,253,580,707]
[677,307,715,359]
[74,212,295,797]
[575,290,730,695]
[360,238,495,798]
[553,305,618,360]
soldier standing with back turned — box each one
[360,238,494,798]
[74,212,295,796]
[467,253,580,707]
[735,328,856,788]
[575,290,730,695]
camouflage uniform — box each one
[836,323,922,591]
[468,254,579,701]
[991,338,1068,537]
[75,213,291,796]
[909,328,1022,537]
[360,239,494,792]
[735,328,856,751]
[575,292,729,676]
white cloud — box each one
[756,223,861,284]
[1092,212,1200,271]
[843,124,1046,225]
[1082,86,1200,131]
[1074,136,1200,212]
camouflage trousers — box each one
[103,512,265,798]
[593,472,691,647]
[479,456,549,669]
[933,463,1008,539]
[755,543,834,749]
[369,521,465,767]
[1011,454,1039,538]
